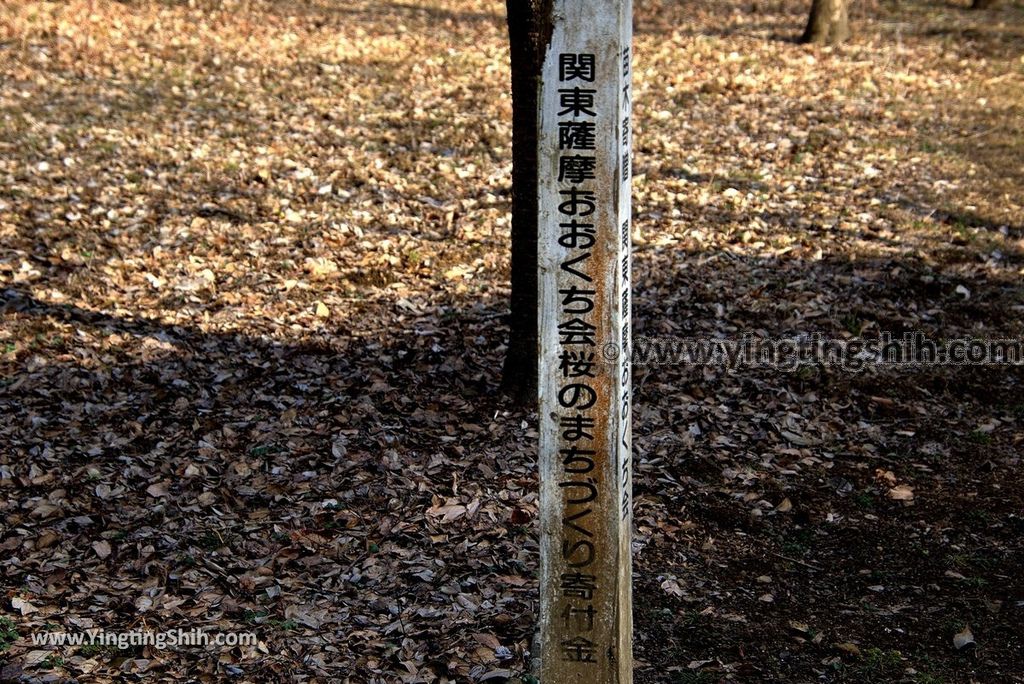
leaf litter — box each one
[1,0,1022,682]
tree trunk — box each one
[971,0,998,9]
[801,0,851,45]
[501,1,553,407]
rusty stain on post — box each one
[537,1,633,681]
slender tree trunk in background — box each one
[801,0,851,45]
[971,0,998,9]
[502,1,553,407]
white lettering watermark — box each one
[602,332,1024,371]
[30,628,257,650]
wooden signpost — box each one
[537,0,633,681]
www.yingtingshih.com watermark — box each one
[29,628,257,650]
[599,332,1024,371]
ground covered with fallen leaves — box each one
[1,0,1023,682]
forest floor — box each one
[1,0,1023,682]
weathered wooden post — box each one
[537,0,632,681]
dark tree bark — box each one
[801,0,851,45]
[971,0,998,9]
[501,1,553,407]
